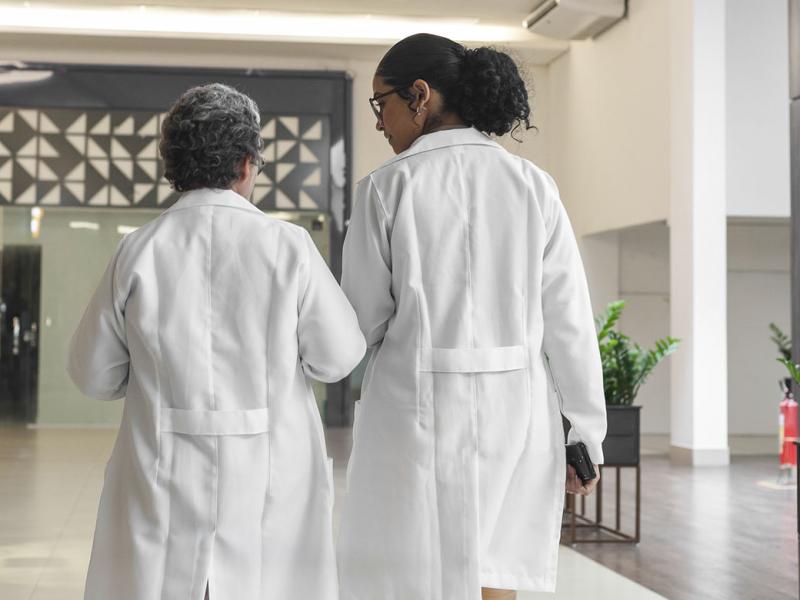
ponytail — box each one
[375,33,533,139]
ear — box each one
[239,156,253,181]
[411,79,432,110]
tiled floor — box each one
[0,426,664,599]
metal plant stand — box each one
[561,463,641,544]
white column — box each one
[668,0,730,466]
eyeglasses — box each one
[368,85,408,121]
[251,155,267,175]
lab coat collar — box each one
[167,188,262,213]
[378,126,502,170]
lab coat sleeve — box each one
[341,175,395,347]
[67,239,130,400]
[297,229,367,383]
[540,179,607,464]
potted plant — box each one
[590,300,679,465]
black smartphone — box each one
[566,442,597,485]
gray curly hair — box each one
[159,83,262,192]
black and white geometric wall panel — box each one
[0,107,329,212]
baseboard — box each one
[642,434,776,457]
[669,444,731,466]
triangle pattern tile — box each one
[275,189,295,209]
[137,139,158,159]
[134,183,155,204]
[90,114,111,135]
[90,159,110,179]
[88,185,109,206]
[301,120,323,140]
[87,138,108,159]
[276,163,294,183]
[17,138,37,157]
[137,116,158,137]
[260,119,276,140]
[113,159,134,180]
[39,137,59,158]
[299,143,318,164]
[276,140,296,160]
[16,158,36,178]
[65,162,85,182]
[114,116,134,135]
[39,113,59,134]
[0,180,11,202]
[276,120,297,140]
[85,162,108,202]
[38,161,58,182]
[302,167,321,187]
[298,190,318,210]
[279,117,299,137]
[66,135,86,155]
[110,185,130,206]
[158,184,175,205]
[136,160,157,181]
[16,184,37,205]
[17,110,38,131]
[111,138,131,159]
[253,185,273,206]
[1,112,35,154]
[12,161,35,197]
[0,113,13,133]
[117,135,151,158]
[66,114,87,134]
[38,183,61,205]
[65,182,85,203]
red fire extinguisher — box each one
[779,377,798,483]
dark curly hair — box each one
[159,83,261,192]
[375,33,534,140]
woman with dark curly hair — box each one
[68,83,365,600]
[337,34,606,600]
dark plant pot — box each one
[563,405,641,466]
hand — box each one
[566,464,600,496]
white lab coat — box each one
[67,188,366,600]
[337,127,607,598]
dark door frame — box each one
[790,0,799,382]
[0,61,354,426]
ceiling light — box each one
[69,221,100,230]
[0,3,531,44]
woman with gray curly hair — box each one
[68,83,366,600]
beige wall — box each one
[546,0,671,237]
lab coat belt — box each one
[417,345,528,373]
[160,407,269,435]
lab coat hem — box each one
[479,569,557,593]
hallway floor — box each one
[0,426,788,599]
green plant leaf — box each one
[769,323,792,361]
[779,358,800,384]
[595,300,681,405]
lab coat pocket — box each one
[157,406,272,489]
[416,345,530,439]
